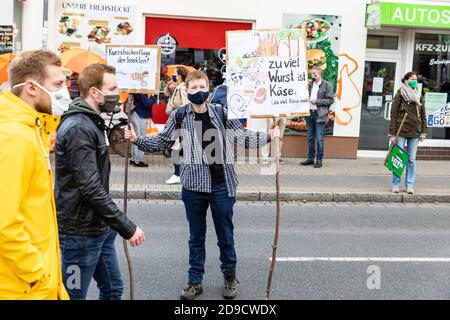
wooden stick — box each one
[385,113,408,166]
[265,116,281,300]
[123,99,135,300]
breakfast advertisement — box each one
[106,45,161,94]
[226,29,310,120]
[55,0,137,57]
[283,14,342,136]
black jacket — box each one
[54,98,137,239]
[308,80,334,123]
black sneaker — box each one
[223,270,239,300]
[301,159,315,166]
[134,162,149,168]
[180,283,203,300]
[314,161,323,168]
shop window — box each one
[413,32,450,140]
[366,35,399,50]
[145,16,252,100]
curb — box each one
[110,189,450,204]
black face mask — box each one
[188,90,209,105]
[97,90,121,113]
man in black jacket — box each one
[55,63,145,300]
[301,66,334,168]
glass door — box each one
[358,60,399,150]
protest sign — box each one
[226,29,309,119]
[386,144,410,178]
[106,45,161,94]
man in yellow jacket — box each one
[0,49,70,300]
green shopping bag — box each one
[385,144,410,177]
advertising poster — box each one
[283,14,342,136]
[106,45,161,93]
[55,1,137,57]
[226,29,309,119]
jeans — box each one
[129,111,148,163]
[181,182,237,284]
[59,229,123,300]
[174,163,180,176]
[306,111,325,161]
[392,136,419,189]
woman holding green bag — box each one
[389,71,428,194]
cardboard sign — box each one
[226,29,309,119]
[106,45,161,94]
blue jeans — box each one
[392,136,419,189]
[181,183,237,284]
[59,229,123,300]
[306,111,325,161]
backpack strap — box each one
[213,105,226,127]
[175,105,188,130]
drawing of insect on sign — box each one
[226,29,310,119]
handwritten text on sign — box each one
[226,29,309,119]
[106,46,160,92]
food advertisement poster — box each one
[226,29,310,119]
[283,14,342,136]
[106,45,161,93]
[55,1,136,57]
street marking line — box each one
[272,257,450,262]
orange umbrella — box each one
[60,48,105,74]
[165,64,196,77]
[0,53,15,85]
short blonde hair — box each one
[185,70,209,89]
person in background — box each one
[389,71,427,195]
[129,93,157,167]
[165,66,190,185]
[0,49,70,300]
[301,66,334,168]
[261,116,287,165]
[68,72,80,100]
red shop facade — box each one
[145,16,253,124]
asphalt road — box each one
[86,201,450,300]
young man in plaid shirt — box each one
[125,71,280,300]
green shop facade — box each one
[362,1,450,160]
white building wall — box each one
[43,0,369,137]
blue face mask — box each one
[188,90,209,105]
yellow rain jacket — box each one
[0,90,69,300]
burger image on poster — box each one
[229,94,250,119]
[307,49,327,72]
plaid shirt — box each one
[135,103,270,197]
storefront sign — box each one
[428,104,450,128]
[226,29,309,119]
[426,92,450,128]
[425,92,448,116]
[55,0,137,57]
[0,25,14,54]
[367,2,450,29]
[106,45,161,93]
[156,33,177,56]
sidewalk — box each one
[108,155,450,203]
